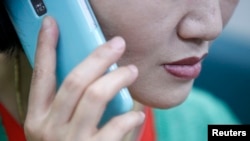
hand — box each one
[24,16,145,141]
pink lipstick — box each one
[163,54,207,79]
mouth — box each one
[162,53,207,79]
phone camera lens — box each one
[31,0,47,16]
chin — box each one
[130,80,194,109]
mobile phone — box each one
[3,0,133,127]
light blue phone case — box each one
[4,0,133,127]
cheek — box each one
[104,21,161,69]
[128,67,194,108]
[91,1,199,108]
[118,48,194,109]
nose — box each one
[177,0,223,41]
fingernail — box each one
[42,16,52,29]
[109,36,125,50]
[138,111,145,122]
[128,65,138,74]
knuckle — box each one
[41,129,57,141]
[63,71,84,90]
[31,67,46,82]
[108,111,143,133]
[109,117,128,133]
[25,121,57,141]
[24,120,42,139]
[24,121,35,134]
[85,85,106,103]
[31,66,54,84]
[113,67,135,85]
[92,47,108,60]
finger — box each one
[50,37,126,124]
[70,65,138,131]
[27,16,58,118]
[95,111,145,141]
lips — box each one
[163,54,207,79]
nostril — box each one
[177,30,204,45]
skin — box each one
[0,0,239,141]
[90,0,239,108]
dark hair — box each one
[0,1,22,55]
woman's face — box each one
[90,0,239,108]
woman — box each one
[0,0,240,141]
